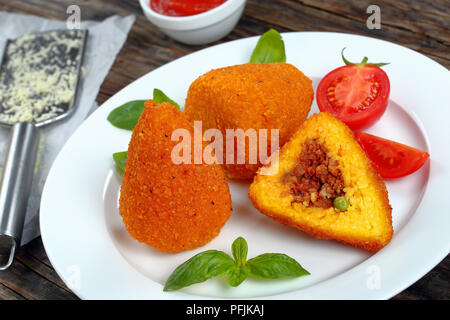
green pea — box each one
[333,196,350,211]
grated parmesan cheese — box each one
[0,30,84,124]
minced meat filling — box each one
[284,138,345,208]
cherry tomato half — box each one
[354,132,430,179]
[317,51,390,130]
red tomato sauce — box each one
[150,0,227,17]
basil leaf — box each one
[232,237,248,266]
[247,253,310,279]
[112,151,128,174]
[226,265,249,287]
[107,100,146,131]
[153,88,180,110]
[164,250,235,292]
[250,29,286,63]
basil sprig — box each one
[163,237,309,292]
[107,88,180,131]
[250,29,286,63]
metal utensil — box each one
[0,29,88,270]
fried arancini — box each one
[184,63,313,180]
[119,101,232,253]
[249,112,393,252]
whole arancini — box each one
[119,101,232,253]
[184,62,313,180]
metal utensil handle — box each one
[0,122,39,268]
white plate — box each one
[40,32,450,299]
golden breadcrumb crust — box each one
[119,101,232,253]
[184,62,313,180]
[249,112,393,252]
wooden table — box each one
[0,0,448,300]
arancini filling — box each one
[284,138,346,208]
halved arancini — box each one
[249,112,393,252]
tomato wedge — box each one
[355,132,430,179]
[317,49,390,130]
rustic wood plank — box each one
[20,236,53,267]
[393,254,450,300]
[298,0,450,44]
[15,249,72,292]
[0,282,26,300]
[245,0,450,63]
[0,256,77,300]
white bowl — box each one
[139,0,246,45]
